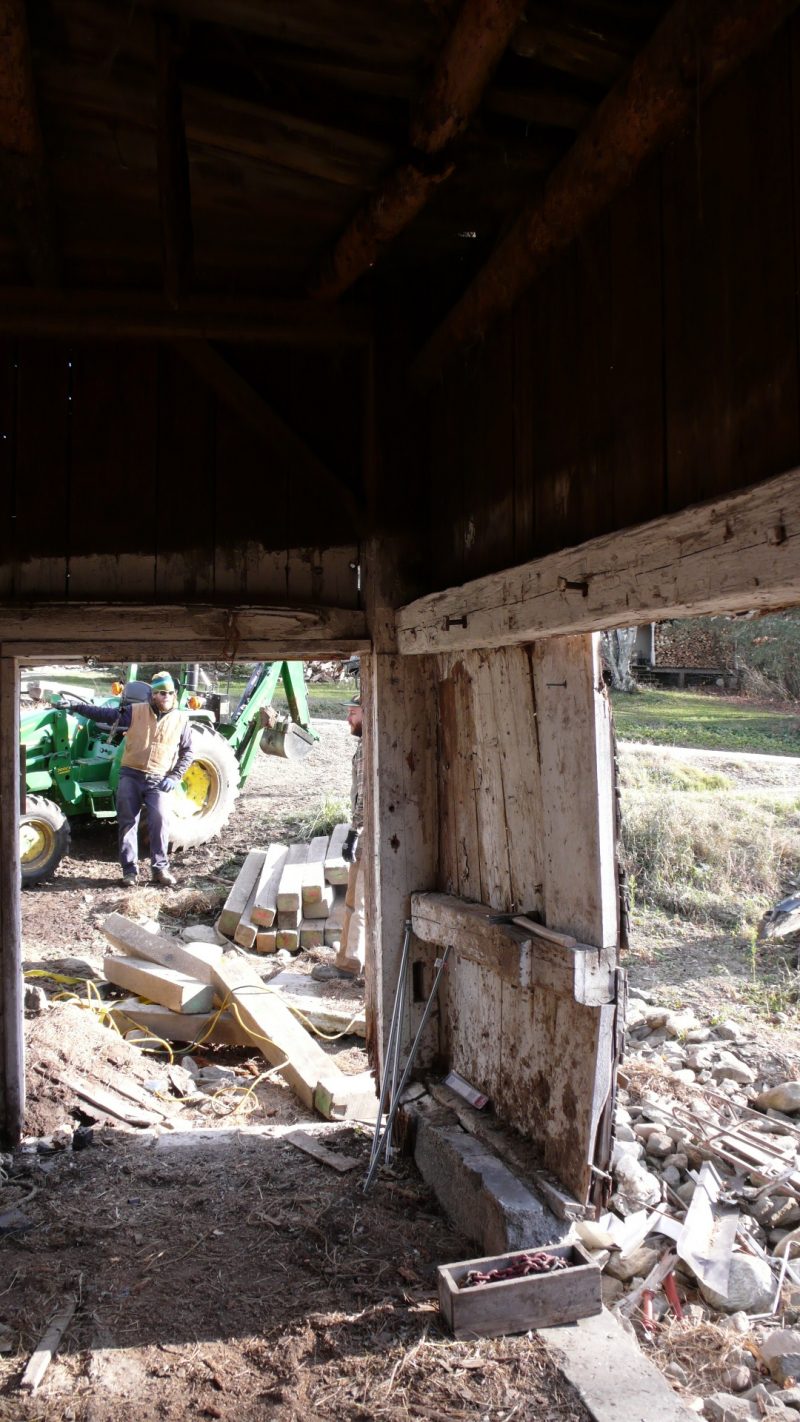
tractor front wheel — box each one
[20,795,71,886]
[168,728,240,850]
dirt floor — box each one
[2,719,591,1422]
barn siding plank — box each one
[663,32,799,511]
[14,345,70,598]
[489,645,544,917]
[155,349,215,600]
[67,346,158,598]
[0,343,17,599]
[468,649,512,913]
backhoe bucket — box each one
[260,719,315,761]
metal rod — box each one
[367,920,412,1172]
[363,944,451,1193]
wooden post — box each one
[362,545,440,1078]
[532,634,618,948]
[0,650,23,1145]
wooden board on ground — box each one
[277,842,310,912]
[63,1075,161,1128]
[101,913,219,983]
[267,969,366,1037]
[324,889,346,946]
[286,1129,360,1173]
[301,835,329,907]
[103,955,215,1014]
[325,823,351,885]
[303,884,335,919]
[255,929,277,954]
[209,954,356,1114]
[218,849,267,938]
[250,843,289,928]
[110,996,252,1048]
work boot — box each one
[151,867,177,887]
[121,871,138,888]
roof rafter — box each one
[174,340,365,534]
[412,0,800,387]
[309,0,528,300]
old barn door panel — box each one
[434,635,619,1201]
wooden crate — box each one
[437,1241,601,1340]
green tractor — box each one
[19,661,315,885]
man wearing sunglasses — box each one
[50,670,194,888]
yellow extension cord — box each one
[23,967,363,1115]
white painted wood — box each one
[0,651,23,1144]
[533,636,618,948]
[397,465,800,654]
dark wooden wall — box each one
[424,24,800,591]
[0,341,363,606]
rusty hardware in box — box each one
[460,1250,568,1290]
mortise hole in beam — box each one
[412,959,427,1004]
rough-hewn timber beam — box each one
[0,603,370,661]
[0,291,371,344]
[174,341,365,534]
[412,0,800,386]
[397,467,800,654]
[310,0,527,300]
[156,16,193,307]
[0,0,59,285]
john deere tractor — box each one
[19,662,315,885]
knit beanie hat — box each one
[150,671,175,693]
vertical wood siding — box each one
[434,637,616,1196]
[0,343,362,606]
[425,23,800,587]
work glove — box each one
[159,775,179,793]
[342,828,359,864]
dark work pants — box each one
[116,768,171,872]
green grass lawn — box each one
[611,687,800,756]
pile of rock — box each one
[599,989,800,1417]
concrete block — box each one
[410,1100,568,1255]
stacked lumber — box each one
[100,912,375,1122]
[216,827,351,955]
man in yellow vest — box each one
[57,670,194,887]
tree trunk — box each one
[602,628,638,692]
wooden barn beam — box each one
[0,652,23,1147]
[174,341,365,533]
[156,16,193,307]
[0,0,59,286]
[0,603,369,660]
[396,466,800,654]
[0,290,371,344]
[310,0,528,300]
[412,0,800,386]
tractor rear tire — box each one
[168,728,240,850]
[20,795,71,886]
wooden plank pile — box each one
[217,826,350,954]
[99,910,375,1122]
